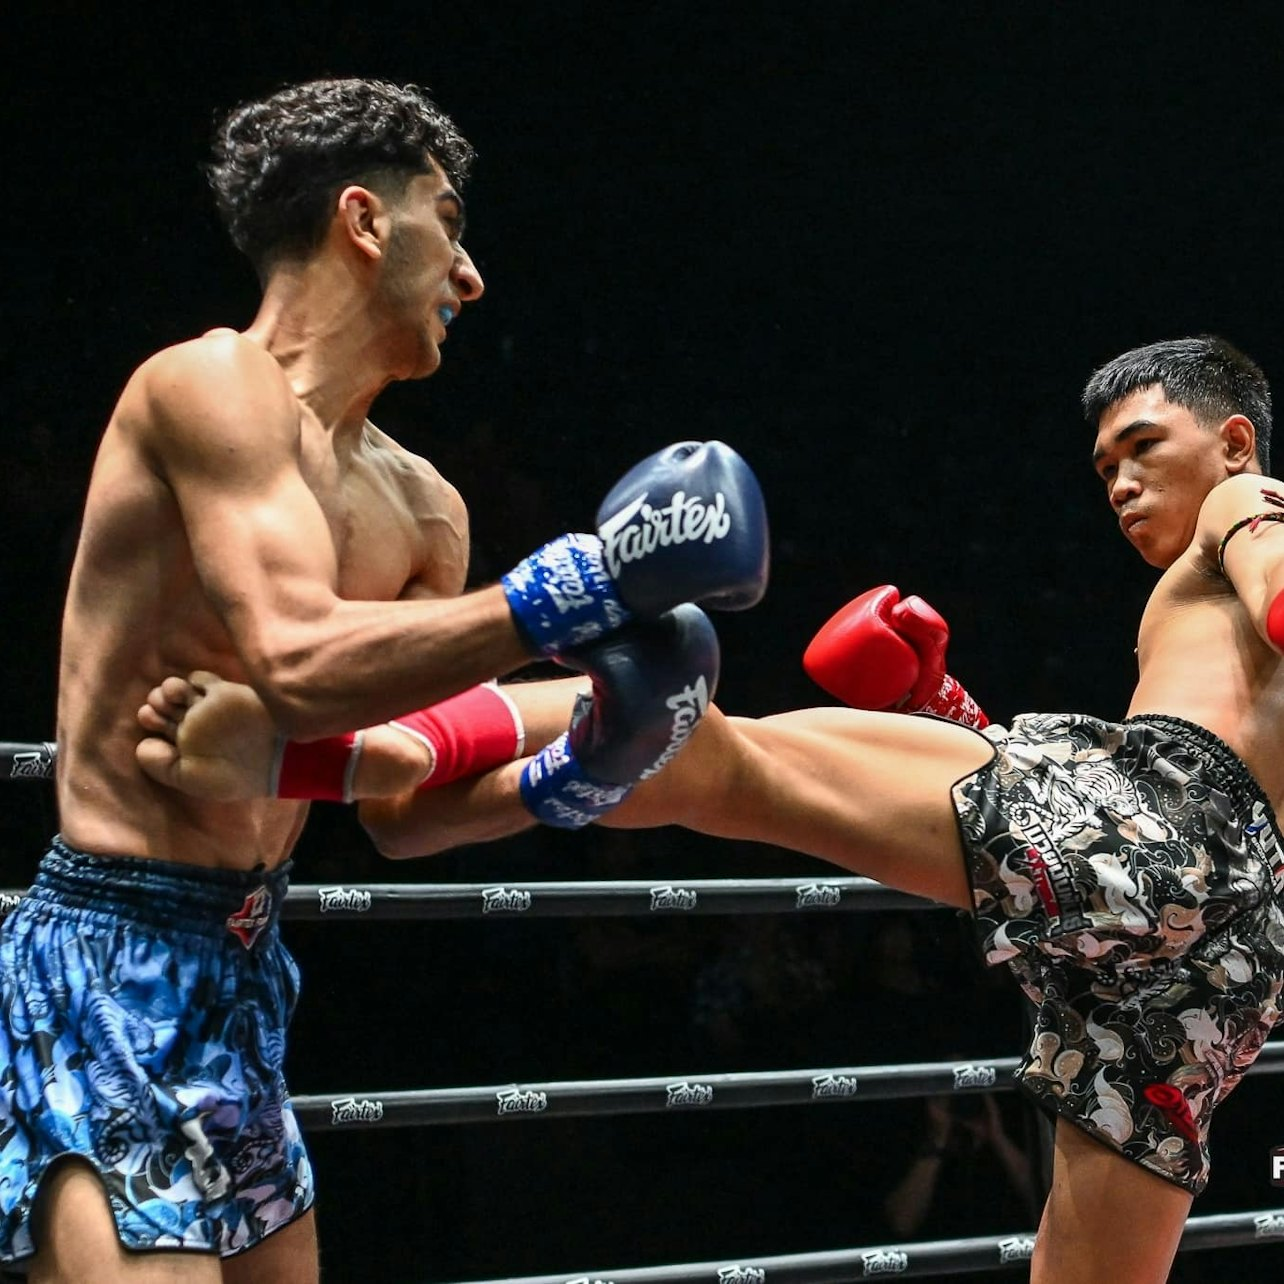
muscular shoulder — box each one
[117,330,299,461]
[1195,473,1284,563]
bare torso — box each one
[57,330,469,869]
[1128,479,1284,812]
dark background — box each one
[4,3,1284,1280]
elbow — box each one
[243,645,336,741]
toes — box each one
[137,704,176,736]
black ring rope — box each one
[291,1042,1284,1131]
[433,1209,1284,1284]
[0,879,928,921]
[0,742,55,781]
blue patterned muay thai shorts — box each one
[951,713,1284,1195]
[0,839,314,1264]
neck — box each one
[242,256,405,436]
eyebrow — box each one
[437,189,467,238]
[1092,418,1158,468]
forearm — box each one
[239,584,531,738]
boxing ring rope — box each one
[439,1209,1284,1284]
[6,742,1284,1275]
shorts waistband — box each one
[25,838,292,941]
[1123,714,1274,816]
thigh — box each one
[1032,1117,1191,1284]
[220,1209,318,1284]
[29,1160,221,1284]
[617,706,995,908]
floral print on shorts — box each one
[0,841,313,1263]
[951,713,1284,1193]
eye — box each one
[1134,438,1155,456]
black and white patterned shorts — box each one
[951,712,1284,1194]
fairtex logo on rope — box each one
[318,886,372,913]
[812,1074,859,1099]
[717,1268,765,1284]
[598,490,733,578]
[650,886,698,911]
[861,1250,908,1275]
[952,1064,997,1089]
[331,1097,384,1125]
[796,883,842,909]
[998,1237,1036,1264]
[666,1081,714,1107]
[496,1088,548,1115]
[482,887,532,913]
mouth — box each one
[436,305,455,329]
[1120,512,1146,538]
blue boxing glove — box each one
[520,603,720,828]
[502,441,768,655]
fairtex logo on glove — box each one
[598,490,733,577]
[640,676,710,779]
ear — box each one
[1220,414,1257,473]
[335,185,389,262]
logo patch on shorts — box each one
[225,886,272,949]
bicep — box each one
[141,344,342,664]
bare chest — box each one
[302,441,467,602]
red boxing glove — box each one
[802,585,989,728]
[273,682,525,802]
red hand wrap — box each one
[390,682,525,791]
[919,674,989,729]
[274,730,363,802]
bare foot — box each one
[137,671,279,799]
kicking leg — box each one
[603,705,995,908]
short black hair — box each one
[208,77,475,275]
[1081,335,1272,472]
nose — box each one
[1109,464,1141,511]
[453,246,485,303]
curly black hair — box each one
[208,78,475,274]
[1082,335,1273,472]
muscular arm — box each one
[1200,473,1284,651]
[136,334,530,737]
